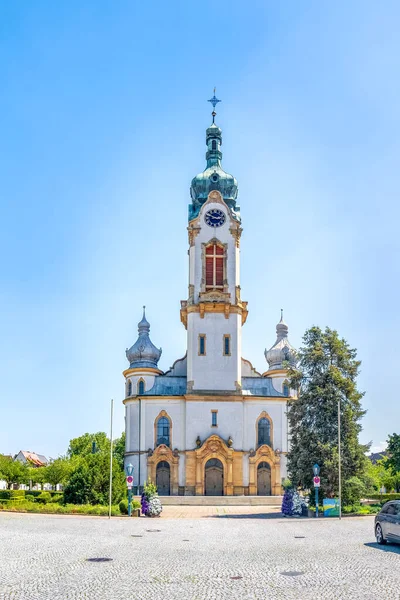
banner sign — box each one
[323,498,340,517]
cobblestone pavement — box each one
[160,505,281,518]
[0,512,399,600]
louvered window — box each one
[205,244,224,290]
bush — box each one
[119,499,128,514]
[342,477,366,506]
[49,494,63,504]
[26,494,35,502]
[36,492,52,504]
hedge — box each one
[0,502,122,516]
[0,490,25,500]
[367,493,400,502]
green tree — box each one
[386,433,400,475]
[0,455,29,489]
[27,466,46,490]
[68,432,110,458]
[64,453,125,505]
[44,458,72,489]
[113,432,126,471]
[287,327,368,502]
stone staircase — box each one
[154,496,283,506]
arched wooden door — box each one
[156,461,170,496]
[257,462,271,496]
[205,458,224,496]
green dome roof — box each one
[189,121,240,222]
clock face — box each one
[204,209,226,228]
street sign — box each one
[126,475,133,486]
[313,476,320,487]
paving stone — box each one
[0,512,399,599]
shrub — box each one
[26,495,35,502]
[342,477,366,506]
[119,499,128,514]
[49,494,63,504]
[36,492,52,504]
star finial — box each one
[208,88,221,123]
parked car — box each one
[375,501,400,545]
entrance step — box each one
[155,496,283,506]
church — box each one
[123,95,297,496]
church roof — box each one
[135,375,285,398]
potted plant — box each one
[141,479,162,517]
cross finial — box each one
[208,88,221,123]
[143,305,146,318]
[280,308,284,321]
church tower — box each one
[180,93,248,392]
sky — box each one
[1,1,399,458]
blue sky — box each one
[1,1,399,458]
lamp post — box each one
[125,463,134,517]
[313,463,320,518]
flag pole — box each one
[108,398,114,519]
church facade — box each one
[123,98,297,496]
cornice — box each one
[123,367,164,378]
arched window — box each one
[258,417,271,448]
[138,379,145,395]
[283,383,289,397]
[205,243,224,291]
[127,380,132,397]
[212,140,217,150]
[156,417,170,446]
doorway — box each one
[156,461,170,495]
[205,458,224,496]
[257,462,271,495]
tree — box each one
[386,433,400,475]
[113,432,126,471]
[27,466,46,490]
[68,432,110,458]
[63,453,125,505]
[0,455,28,489]
[287,327,368,502]
[44,458,72,489]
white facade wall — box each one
[124,396,289,486]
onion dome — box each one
[264,311,297,371]
[126,307,162,369]
[189,93,240,222]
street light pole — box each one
[313,463,320,518]
[338,398,342,520]
[125,463,134,517]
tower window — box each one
[198,334,206,356]
[205,243,224,290]
[212,140,217,150]
[223,335,231,356]
[211,411,218,427]
[138,379,145,395]
[283,384,289,397]
[127,380,132,397]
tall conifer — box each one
[287,326,368,500]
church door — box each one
[205,458,224,496]
[156,461,170,496]
[257,462,271,496]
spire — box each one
[189,91,240,221]
[126,308,162,369]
